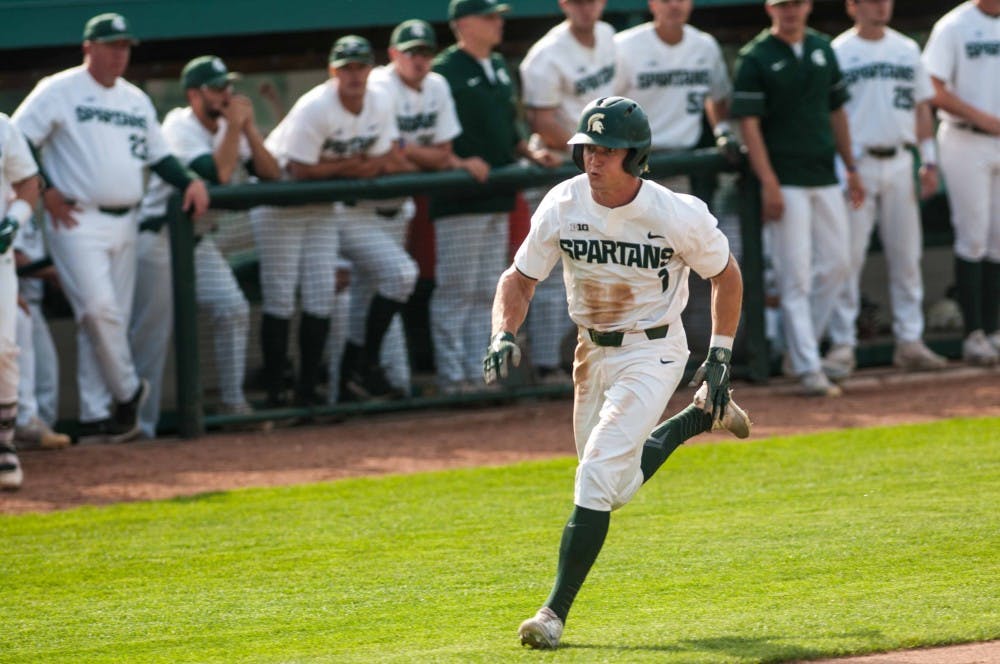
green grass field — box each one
[3,417,999,663]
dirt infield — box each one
[4,366,999,662]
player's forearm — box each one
[245,128,282,181]
[930,79,997,128]
[738,118,779,186]
[404,144,452,171]
[830,108,857,171]
[492,266,536,336]
[287,156,366,180]
[12,174,41,210]
[527,109,572,151]
[706,98,731,129]
[709,255,743,340]
[212,126,244,184]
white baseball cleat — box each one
[821,344,855,381]
[693,383,752,439]
[518,607,563,649]
[15,416,72,450]
[0,443,23,491]
[893,340,947,371]
[800,370,843,397]
[962,330,999,367]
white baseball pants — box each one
[572,324,688,512]
[938,123,1000,262]
[767,185,851,375]
[46,207,141,422]
[828,150,925,347]
[15,302,59,426]
[0,250,17,404]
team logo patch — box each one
[587,113,606,134]
[413,23,426,37]
[811,49,827,67]
[112,15,126,31]
[212,57,225,72]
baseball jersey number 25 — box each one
[892,86,915,111]
[129,133,148,160]
[686,91,707,115]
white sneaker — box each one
[0,443,23,490]
[15,416,71,450]
[988,330,1000,354]
[693,383,752,439]
[962,330,999,366]
[821,344,855,381]
[518,607,563,649]
[800,371,843,397]
[893,341,947,371]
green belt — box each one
[587,324,669,347]
[98,206,133,216]
[138,216,167,233]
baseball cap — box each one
[181,56,241,90]
[391,20,437,52]
[82,12,139,44]
[329,35,375,67]
[765,0,801,5]
[448,0,511,21]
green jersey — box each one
[731,29,849,187]
[430,45,524,218]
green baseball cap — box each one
[391,20,437,52]
[181,56,241,90]
[82,12,139,44]
[448,0,511,21]
[765,0,802,5]
[329,35,375,67]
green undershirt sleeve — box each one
[151,154,200,190]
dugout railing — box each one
[163,150,760,437]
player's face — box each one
[649,0,693,31]
[581,144,633,191]
[766,0,812,33]
[849,0,893,27]
[458,13,505,49]
[560,0,606,32]
[196,84,233,120]
[391,46,435,87]
[84,40,132,81]
[332,62,373,101]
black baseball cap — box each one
[448,0,511,21]
[83,12,139,44]
[181,56,241,90]
[391,20,437,52]
[329,35,375,67]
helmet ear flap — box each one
[572,144,585,172]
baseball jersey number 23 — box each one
[129,133,148,160]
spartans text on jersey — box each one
[559,238,674,292]
[75,106,148,128]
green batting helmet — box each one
[567,96,651,177]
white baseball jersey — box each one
[515,175,730,331]
[0,114,38,216]
[614,24,731,150]
[368,65,462,148]
[923,1,1000,122]
[12,65,171,207]
[266,79,400,210]
[138,107,251,220]
[520,20,618,139]
[833,28,934,151]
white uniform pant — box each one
[251,204,339,318]
[767,185,850,375]
[0,250,17,404]
[431,212,509,387]
[572,324,688,512]
[938,123,1000,262]
[828,151,925,346]
[47,208,140,422]
[16,301,59,426]
[131,228,251,437]
[522,187,573,370]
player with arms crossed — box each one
[484,97,751,649]
[923,0,1000,364]
[824,0,947,374]
[0,113,41,489]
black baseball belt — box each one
[864,144,916,159]
[587,324,669,347]
[951,122,993,136]
[98,205,134,216]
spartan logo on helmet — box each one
[112,15,126,31]
[587,113,606,134]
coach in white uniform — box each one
[0,114,40,490]
[923,0,1000,365]
[519,0,618,383]
[824,0,947,374]
[133,55,281,436]
[13,14,209,443]
[484,97,749,649]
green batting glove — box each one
[0,216,18,254]
[483,331,521,385]
[700,346,732,421]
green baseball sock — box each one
[544,505,610,623]
[982,261,1000,334]
[641,404,712,483]
[955,258,984,335]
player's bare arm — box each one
[182,179,210,218]
[738,116,783,221]
[709,254,743,340]
[928,77,1000,136]
[526,107,573,151]
[243,119,282,181]
[915,101,939,199]
[484,266,537,384]
[517,139,563,168]
[830,107,864,209]
[288,154,380,180]
[213,101,250,184]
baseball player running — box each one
[484,97,751,649]
[519,0,618,383]
[133,55,281,436]
[923,0,1000,365]
[0,113,41,490]
[824,0,947,374]
[255,35,415,407]
[12,13,209,443]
